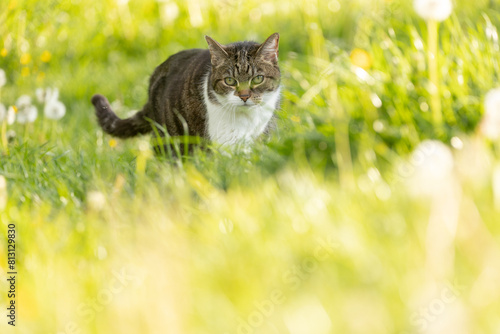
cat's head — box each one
[205,33,280,108]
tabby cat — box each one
[91,33,281,151]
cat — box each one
[91,33,281,153]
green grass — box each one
[1,0,500,333]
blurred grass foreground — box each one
[2,0,500,333]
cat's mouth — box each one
[234,102,254,108]
[238,100,261,107]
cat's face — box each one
[206,33,280,108]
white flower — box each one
[46,87,59,101]
[480,88,500,140]
[87,191,106,211]
[406,140,455,197]
[36,88,46,103]
[43,87,66,120]
[6,107,16,124]
[0,104,15,125]
[16,105,38,124]
[44,100,66,120]
[0,69,6,88]
[414,0,453,22]
[16,95,38,124]
[16,95,32,107]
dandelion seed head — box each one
[414,0,453,22]
[87,191,106,211]
[40,87,66,120]
[36,88,46,103]
[6,107,16,125]
[16,95,32,108]
[15,95,38,124]
[16,105,38,124]
[46,87,60,102]
[407,140,455,197]
[44,100,66,120]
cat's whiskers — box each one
[214,102,236,145]
[230,104,240,145]
[214,103,228,141]
[232,104,236,137]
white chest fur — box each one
[202,75,280,146]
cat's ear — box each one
[257,33,279,63]
[205,36,229,67]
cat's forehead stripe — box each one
[229,50,254,79]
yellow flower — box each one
[108,139,118,148]
[0,48,7,57]
[350,48,372,70]
[40,51,52,63]
[21,67,30,77]
[291,115,300,123]
[20,53,31,65]
[37,72,45,82]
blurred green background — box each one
[1,0,500,333]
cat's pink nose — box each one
[237,89,251,102]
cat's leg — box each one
[148,78,188,158]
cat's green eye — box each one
[224,77,237,86]
[252,75,264,85]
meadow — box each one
[1,0,500,333]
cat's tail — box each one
[91,94,151,138]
